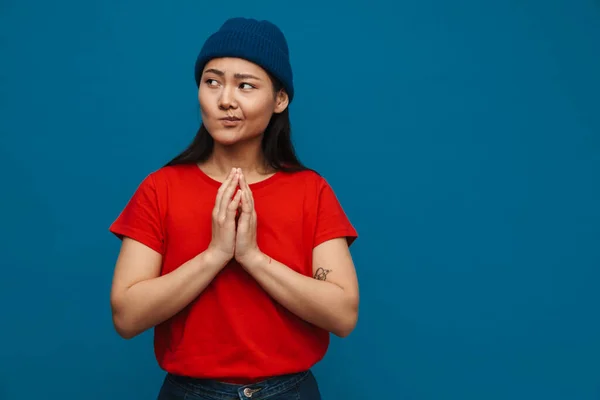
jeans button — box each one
[243,388,254,397]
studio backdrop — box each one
[1,1,599,399]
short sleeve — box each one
[109,174,165,254]
[313,178,358,248]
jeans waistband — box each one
[166,370,311,399]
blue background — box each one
[1,1,599,399]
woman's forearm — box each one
[241,252,358,337]
[112,250,226,339]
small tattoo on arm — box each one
[314,267,331,281]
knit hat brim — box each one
[194,29,294,101]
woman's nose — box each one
[218,86,237,110]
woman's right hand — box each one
[207,168,242,267]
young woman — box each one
[109,17,359,400]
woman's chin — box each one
[209,128,243,145]
[210,128,262,147]
[213,134,242,146]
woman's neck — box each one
[200,142,275,182]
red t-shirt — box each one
[109,164,358,382]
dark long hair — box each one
[165,76,310,173]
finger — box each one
[219,171,240,219]
[247,185,255,209]
[239,172,255,210]
[248,190,257,224]
[238,171,248,191]
[241,187,253,213]
[227,189,243,220]
[242,173,255,208]
[243,185,254,211]
[214,168,236,215]
[237,193,251,231]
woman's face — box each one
[198,57,288,146]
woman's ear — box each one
[273,90,289,114]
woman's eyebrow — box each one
[203,68,224,76]
[204,68,262,81]
[234,73,262,81]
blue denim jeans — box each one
[157,370,322,400]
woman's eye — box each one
[205,79,219,86]
[240,83,255,90]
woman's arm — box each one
[240,237,359,337]
[110,238,227,339]
[110,168,243,339]
[234,172,359,337]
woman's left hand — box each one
[234,171,262,267]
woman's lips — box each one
[220,117,242,126]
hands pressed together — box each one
[207,167,264,269]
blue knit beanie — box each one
[194,17,294,102]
